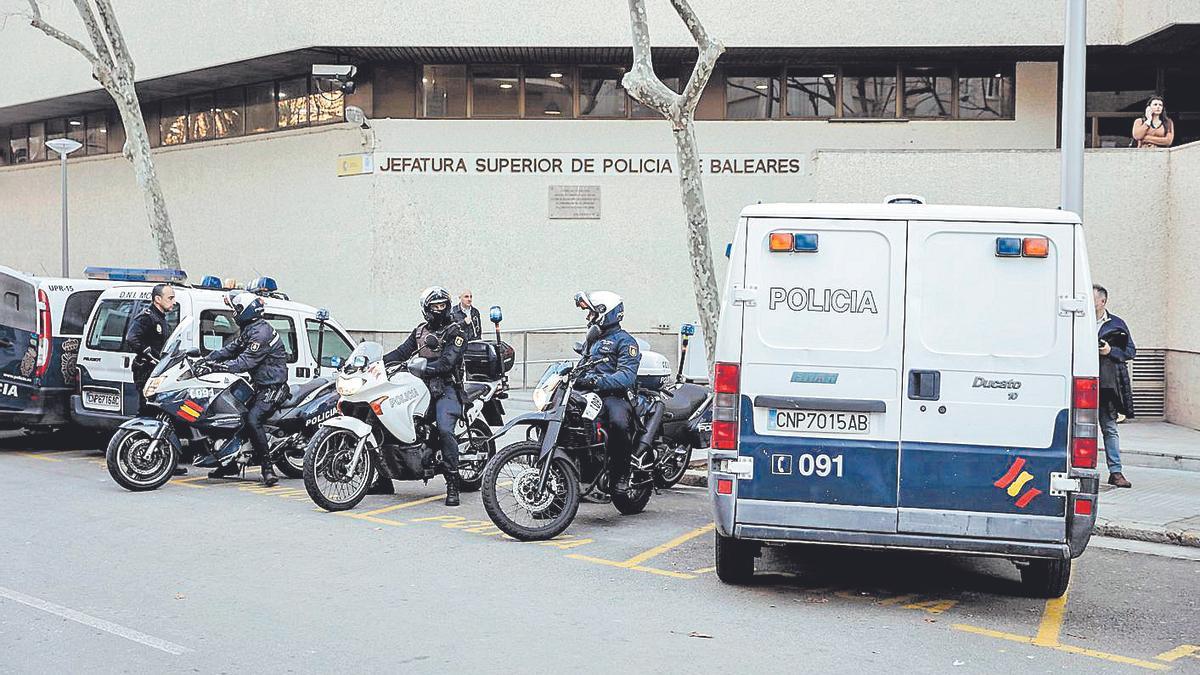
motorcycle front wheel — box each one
[303,427,374,512]
[481,441,579,541]
[106,425,179,492]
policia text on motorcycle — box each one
[193,293,290,486]
[384,287,469,506]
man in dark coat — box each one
[450,289,482,342]
[1095,284,1135,488]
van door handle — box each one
[123,356,131,368]
[907,370,941,401]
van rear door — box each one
[0,270,37,412]
[736,217,907,533]
[897,220,1075,542]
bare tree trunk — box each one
[23,0,181,269]
[623,0,724,369]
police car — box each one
[709,200,1099,598]
[0,265,127,429]
[72,272,357,429]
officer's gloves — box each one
[575,373,599,391]
[192,360,227,377]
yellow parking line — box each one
[169,478,207,489]
[564,554,697,580]
[1156,645,1200,662]
[620,523,715,567]
[952,624,1170,671]
[631,565,697,580]
[356,494,444,517]
[348,514,407,527]
[691,566,717,575]
[15,452,62,462]
[1034,592,1069,646]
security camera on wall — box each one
[312,64,357,95]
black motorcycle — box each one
[105,318,338,491]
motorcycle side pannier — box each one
[464,340,515,380]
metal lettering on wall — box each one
[372,153,805,176]
[548,185,601,219]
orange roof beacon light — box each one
[768,232,794,252]
[1022,237,1050,258]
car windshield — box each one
[342,341,384,374]
[150,316,195,378]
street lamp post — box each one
[1061,0,1087,217]
[45,138,83,277]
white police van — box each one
[0,265,123,429]
[709,201,1100,598]
[72,274,357,429]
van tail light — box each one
[712,362,740,450]
[35,289,52,378]
[1071,377,1098,469]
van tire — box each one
[1020,558,1071,598]
[715,532,756,584]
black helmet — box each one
[225,291,265,327]
[420,286,452,325]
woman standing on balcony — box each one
[1132,96,1175,148]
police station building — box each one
[2,1,1200,427]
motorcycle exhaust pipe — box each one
[633,400,666,457]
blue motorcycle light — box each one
[680,323,696,336]
[489,305,503,323]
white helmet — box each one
[574,290,624,329]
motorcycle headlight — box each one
[532,376,561,411]
[337,376,366,397]
[143,376,166,397]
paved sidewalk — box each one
[1111,420,1200,472]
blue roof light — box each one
[247,276,279,295]
[84,266,187,282]
[793,233,819,252]
[199,275,223,289]
[995,237,1022,257]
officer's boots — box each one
[444,470,460,507]
[260,462,279,488]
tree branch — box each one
[26,0,103,70]
[91,0,134,79]
[666,0,725,112]
[622,0,684,122]
[71,0,116,70]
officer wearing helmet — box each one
[193,291,290,485]
[573,291,642,493]
[384,287,468,506]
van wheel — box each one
[715,532,757,584]
[1020,558,1071,598]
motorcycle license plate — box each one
[769,409,869,435]
[581,393,603,421]
[83,388,122,412]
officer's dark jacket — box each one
[209,319,288,385]
[450,305,482,342]
[583,324,641,394]
[384,321,466,387]
[124,304,170,366]
[1099,312,1136,418]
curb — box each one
[673,469,1200,549]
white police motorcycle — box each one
[303,325,511,512]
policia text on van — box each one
[709,202,1099,599]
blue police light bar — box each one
[680,323,696,336]
[247,276,279,295]
[995,237,1022,257]
[793,233,819,252]
[84,266,188,282]
[315,308,330,321]
[198,275,223,289]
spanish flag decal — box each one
[994,457,1042,508]
[178,400,204,421]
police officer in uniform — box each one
[384,287,467,506]
[124,284,180,472]
[572,291,642,493]
[194,292,290,486]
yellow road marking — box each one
[15,452,62,462]
[356,494,446,516]
[347,514,407,527]
[564,554,697,579]
[1156,645,1200,663]
[620,523,715,567]
[952,624,1170,671]
[691,566,717,575]
[169,477,207,489]
[1034,592,1069,646]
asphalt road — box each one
[1,425,1198,673]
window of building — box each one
[245,82,277,134]
[26,122,45,162]
[471,65,520,117]
[1163,66,1200,146]
[579,67,626,118]
[0,126,10,165]
[189,94,215,142]
[107,110,126,154]
[45,118,65,143]
[726,70,782,119]
[8,123,28,163]
[785,69,837,118]
[160,98,188,145]
[422,65,467,118]
[959,65,1015,120]
[277,77,309,128]
[85,112,107,155]
[631,71,681,118]
[903,66,954,118]
[525,66,573,118]
[65,115,85,148]
[142,104,161,147]
[309,77,345,124]
[842,68,897,118]
[213,87,245,137]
